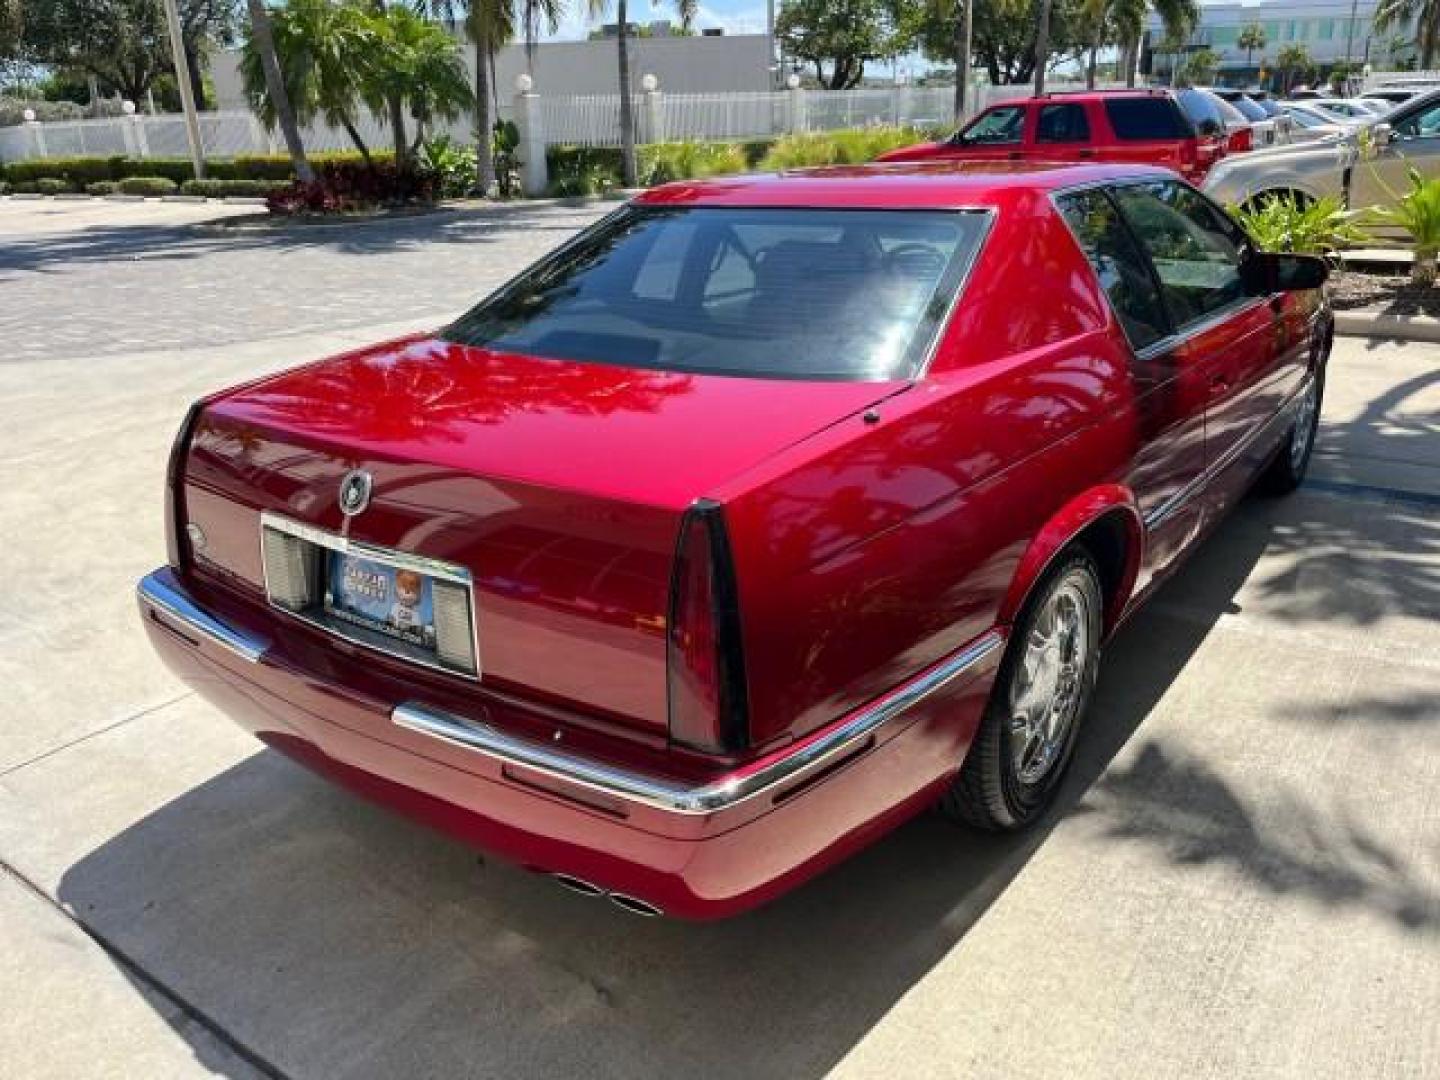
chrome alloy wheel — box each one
[1008,576,1093,785]
[1291,376,1320,473]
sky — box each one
[543,2,772,40]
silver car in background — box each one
[1204,89,1440,228]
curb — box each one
[1334,309,1440,343]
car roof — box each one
[634,161,1177,209]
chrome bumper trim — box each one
[137,570,269,664]
[394,629,1006,816]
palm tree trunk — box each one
[617,0,637,187]
[474,32,496,195]
[244,0,314,183]
[953,0,971,123]
[1124,36,1137,87]
[370,0,407,165]
[1087,40,1099,88]
[1033,0,1054,96]
[341,117,373,164]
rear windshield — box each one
[1225,94,1269,121]
[1104,97,1194,140]
[445,207,990,381]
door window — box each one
[1392,100,1440,139]
[1056,189,1170,350]
[956,106,1025,145]
[1036,103,1091,143]
[1111,181,1249,330]
[1104,97,1193,140]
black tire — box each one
[1262,330,1329,495]
[940,550,1104,832]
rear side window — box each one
[445,207,991,381]
[957,105,1026,145]
[1037,103,1091,143]
[1056,189,1169,350]
[1104,97,1193,140]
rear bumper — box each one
[138,567,1003,918]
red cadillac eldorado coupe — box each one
[137,162,1330,919]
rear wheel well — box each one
[1241,188,1313,214]
[1068,512,1134,634]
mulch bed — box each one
[1330,267,1440,317]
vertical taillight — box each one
[666,499,749,754]
[164,401,205,569]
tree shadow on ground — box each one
[57,477,1440,1079]
[0,202,610,280]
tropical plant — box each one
[1274,42,1313,93]
[1231,194,1369,262]
[1374,0,1440,71]
[491,118,521,197]
[1074,0,1193,89]
[1185,45,1218,83]
[757,125,935,169]
[638,139,746,184]
[590,0,696,188]
[244,0,314,182]
[1371,167,1440,284]
[418,132,477,196]
[1237,21,1265,66]
[239,0,375,162]
[361,6,472,152]
[416,1,561,195]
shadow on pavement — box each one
[0,203,603,279]
[54,378,1440,1076]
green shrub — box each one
[638,141,748,185]
[117,176,178,196]
[36,177,73,195]
[87,181,117,195]
[180,178,286,198]
[1369,166,1440,284]
[548,164,621,198]
[1231,194,1368,260]
[546,145,625,183]
[757,126,931,170]
[2,156,126,187]
[0,180,10,195]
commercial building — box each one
[1142,0,1415,87]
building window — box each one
[1319,18,1335,41]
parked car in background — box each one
[1306,98,1383,122]
[1362,87,1425,109]
[1277,102,1356,141]
[136,161,1331,920]
[1206,88,1291,147]
[1288,88,1326,100]
[1205,88,1440,224]
[876,89,1228,183]
[1178,87,1256,152]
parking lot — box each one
[1,199,1436,1080]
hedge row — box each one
[0,150,389,187]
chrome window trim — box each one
[394,628,1006,815]
[1143,372,1314,530]
[259,511,483,682]
[137,569,269,664]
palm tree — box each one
[1238,21,1265,69]
[589,0,696,188]
[244,0,315,183]
[1275,42,1312,92]
[240,0,375,162]
[1375,0,1440,70]
[1034,0,1055,95]
[361,6,473,152]
[1108,0,1195,88]
[418,1,563,196]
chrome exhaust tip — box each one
[548,873,664,916]
[551,873,605,898]
[607,893,663,917]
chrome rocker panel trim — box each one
[137,569,269,664]
[393,629,1006,816]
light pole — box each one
[1344,0,1359,68]
[161,0,207,179]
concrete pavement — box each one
[0,201,1436,1079]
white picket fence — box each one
[0,82,1138,165]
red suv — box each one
[877,89,1229,184]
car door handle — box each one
[1076,148,1096,158]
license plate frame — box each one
[260,511,480,680]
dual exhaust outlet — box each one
[550,873,664,917]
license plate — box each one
[324,553,438,651]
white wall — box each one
[210,33,772,111]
